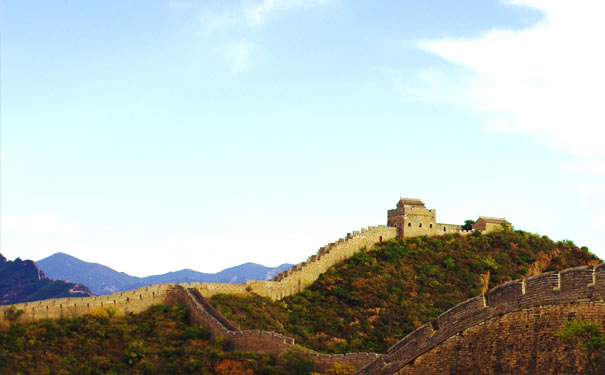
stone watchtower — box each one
[387,198,438,238]
[387,197,509,239]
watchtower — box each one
[387,197,509,239]
[387,198,437,238]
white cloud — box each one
[562,160,605,176]
[198,0,334,30]
[388,66,473,105]
[418,0,605,158]
[168,0,192,9]
[1,212,77,236]
[571,184,605,235]
[222,40,256,73]
[244,0,333,26]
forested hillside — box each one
[210,229,601,353]
[0,304,320,375]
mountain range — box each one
[36,252,292,295]
[0,253,93,305]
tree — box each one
[560,319,605,375]
[281,351,315,375]
[462,220,475,231]
[215,359,252,375]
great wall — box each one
[1,198,604,374]
[357,263,605,374]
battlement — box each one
[0,283,175,324]
[188,224,397,301]
[169,285,381,373]
[387,197,508,238]
[0,223,396,323]
[358,263,605,375]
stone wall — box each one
[357,263,605,375]
[168,285,381,374]
[387,198,505,238]
[191,225,397,301]
[1,223,394,323]
[0,283,174,324]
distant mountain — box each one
[37,252,292,295]
[135,262,292,286]
[36,252,139,295]
[0,253,93,305]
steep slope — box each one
[37,252,292,295]
[0,254,93,305]
[0,304,318,375]
[210,230,601,354]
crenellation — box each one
[485,279,523,312]
[520,271,560,308]
[436,296,486,336]
[387,198,507,239]
[386,324,434,356]
[559,266,595,301]
[357,262,605,375]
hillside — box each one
[209,229,601,353]
[0,254,93,305]
[37,252,292,295]
[0,304,320,375]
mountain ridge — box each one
[0,254,93,305]
[36,252,292,295]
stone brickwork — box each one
[189,225,397,301]
[0,224,394,322]
[169,285,381,374]
[387,198,507,238]
[0,283,174,324]
[357,263,605,375]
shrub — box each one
[559,319,605,375]
[281,351,315,375]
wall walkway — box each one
[188,225,397,301]
[169,285,381,373]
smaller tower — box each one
[473,217,509,232]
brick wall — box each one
[0,283,174,324]
[168,285,381,374]
[357,263,605,375]
[191,225,397,301]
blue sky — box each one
[1,0,604,276]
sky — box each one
[1,0,604,277]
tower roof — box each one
[398,198,425,206]
[477,216,508,223]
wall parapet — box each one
[168,285,381,374]
[192,225,397,301]
[0,283,176,324]
[357,263,605,375]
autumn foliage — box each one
[211,230,600,353]
[0,304,317,375]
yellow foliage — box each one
[327,362,356,375]
[88,309,109,319]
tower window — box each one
[408,223,411,227]
[419,223,422,228]
[443,227,446,232]
[430,224,433,228]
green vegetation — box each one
[0,305,318,375]
[211,230,600,353]
[462,219,475,231]
[560,319,605,375]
